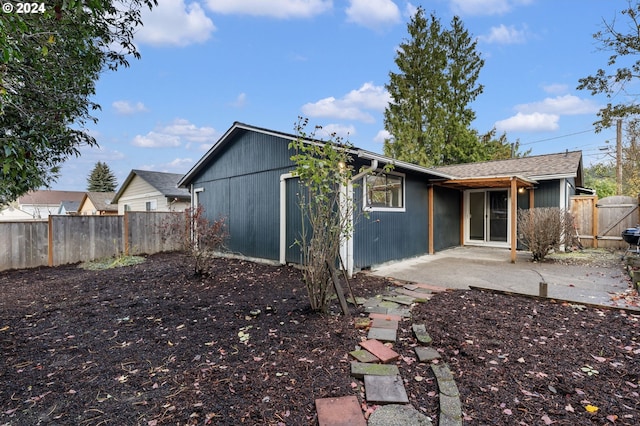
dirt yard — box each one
[1,252,639,425]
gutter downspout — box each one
[342,159,378,277]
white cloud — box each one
[230,93,247,108]
[495,112,559,132]
[515,95,600,116]
[137,0,215,47]
[132,119,221,148]
[478,24,527,44]
[449,0,532,16]
[374,129,391,144]
[345,0,401,30]
[112,100,148,115]
[139,158,194,173]
[316,123,357,139]
[301,82,390,123]
[542,84,569,94]
[205,0,332,18]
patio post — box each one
[510,177,517,263]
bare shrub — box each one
[517,207,577,261]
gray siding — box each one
[191,131,295,261]
[534,180,560,208]
[433,186,460,251]
[353,173,429,268]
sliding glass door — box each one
[466,190,509,245]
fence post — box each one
[593,196,598,249]
[124,211,129,256]
[47,215,53,266]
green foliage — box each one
[584,163,616,198]
[383,8,485,167]
[622,119,640,196]
[87,162,118,192]
[0,0,157,205]
[479,128,531,160]
[289,117,356,313]
[79,255,146,271]
[577,2,640,130]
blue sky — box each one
[55,0,626,191]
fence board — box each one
[0,212,185,272]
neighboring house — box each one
[0,203,35,221]
[112,169,191,214]
[77,192,118,215]
[178,122,585,274]
[0,190,85,220]
[57,201,80,215]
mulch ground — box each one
[1,252,639,425]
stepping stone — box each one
[387,307,412,318]
[349,349,379,363]
[404,284,433,294]
[379,300,401,308]
[316,395,366,426]
[371,318,399,329]
[383,295,415,306]
[369,312,402,322]
[349,296,367,306]
[364,375,409,404]
[415,346,441,362]
[364,306,388,314]
[367,327,397,342]
[368,404,433,426]
[350,361,399,378]
[412,324,433,344]
[395,287,433,301]
[439,393,463,425]
[360,339,400,363]
[354,317,371,329]
[362,296,383,308]
[431,364,454,382]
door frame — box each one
[463,188,511,248]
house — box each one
[57,201,80,215]
[0,190,85,220]
[178,122,584,274]
[112,169,191,214]
[77,192,118,215]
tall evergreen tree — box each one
[87,162,117,192]
[383,8,484,167]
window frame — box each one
[363,170,406,212]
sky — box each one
[53,0,629,191]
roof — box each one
[82,192,118,212]
[17,190,85,206]
[432,151,583,181]
[178,122,450,187]
[59,201,80,213]
[113,170,190,203]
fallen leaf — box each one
[591,354,607,363]
[607,414,618,423]
[585,405,599,413]
[414,375,424,382]
[503,408,512,415]
[565,404,574,413]
[541,414,554,425]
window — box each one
[145,200,157,211]
[124,204,131,212]
[365,172,404,211]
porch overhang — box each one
[435,175,537,190]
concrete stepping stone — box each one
[363,296,383,308]
[415,346,441,362]
[351,361,399,378]
[364,305,389,314]
[383,295,415,305]
[349,349,379,363]
[439,393,463,426]
[394,287,433,300]
[360,339,400,363]
[379,299,402,308]
[371,318,399,329]
[368,404,433,426]
[412,324,433,344]
[387,307,412,318]
[364,375,409,404]
[315,395,366,426]
[431,364,454,381]
[368,327,397,342]
[369,312,402,322]
[413,282,448,293]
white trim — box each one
[279,173,294,265]
[463,188,511,248]
[362,170,406,213]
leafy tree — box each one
[577,2,640,130]
[383,8,484,167]
[622,118,640,196]
[0,0,156,205]
[87,162,118,192]
[479,128,531,160]
[289,118,357,313]
[584,163,616,198]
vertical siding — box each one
[192,131,295,261]
[533,180,560,208]
[353,173,429,268]
[433,186,461,251]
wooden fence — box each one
[0,212,185,271]
[570,195,640,249]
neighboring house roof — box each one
[80,192,118,212]
[112,170,190,203]
[178,122,451,188]
[17,190,85,206]
[58,201,80,214]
